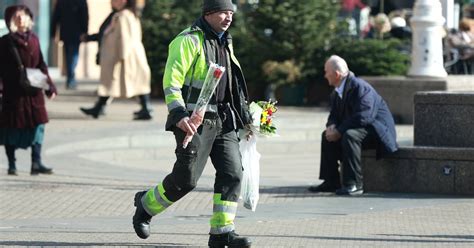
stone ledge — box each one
[363,146,474,161]
[363,76,474,124]
[415,91,474,105]
[362,146,474,195]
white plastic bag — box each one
[26,68,49,90]
[239,135,260,211]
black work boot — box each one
[80,96,108,119]
[31,144,53,175]
[208,231,252,248]
[133,94,153,120]
[133,191,152,239]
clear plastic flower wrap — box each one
[248,100,278,137]
[182,62,226,148]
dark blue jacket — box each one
[327,72,398,157]
[51,0,88,43]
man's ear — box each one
[335,71,342,81]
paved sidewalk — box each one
[0,78,473,247]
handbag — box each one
[7,35,48,94]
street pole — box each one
[408,0,448,78]
[440,0,455,30]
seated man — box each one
[309,55,398,195]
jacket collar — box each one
[340,71,355,100]
[9,31,31,47]
[192,17,232,46]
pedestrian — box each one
[51,0,89,90]
[340,0,366,37]
[0,5,57,176]
[79,0,153,120]
[308,55,398,195]
[132,0,253,246]
[447,19,474,60]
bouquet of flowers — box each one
[240,100,277,211]
[249,100,278,137]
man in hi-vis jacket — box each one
[132,0,253,247]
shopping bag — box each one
[26,68,50,90]
[239,135,260,211]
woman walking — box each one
[80,0,152,120]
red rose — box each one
[213,69,223,79]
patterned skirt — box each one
[0,124,45,149]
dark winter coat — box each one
[327,72,398,158]
[0,32,57,128]
[51,0,89,43]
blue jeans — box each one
[64,41,80,88]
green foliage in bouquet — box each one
[257,100,278,135]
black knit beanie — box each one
[202,0,236,14]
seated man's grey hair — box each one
[327,55,349,77]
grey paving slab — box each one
[0,78,473,247]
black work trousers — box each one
[162,114,243,203]
[319,127,377,187]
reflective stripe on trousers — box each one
[210,193,238,234]
[142,183,174,216]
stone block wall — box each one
[414,91,474,147]
[362,147,474,195]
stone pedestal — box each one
[408,0,447,77]
[415,91,474,147]
[363,75,474,124]
[362,91,474,195]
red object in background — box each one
[342,0,366,12]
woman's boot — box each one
[31,143,53,175]
[133,94,153,120]
[80,96,109,119]
[5,145,17,176]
